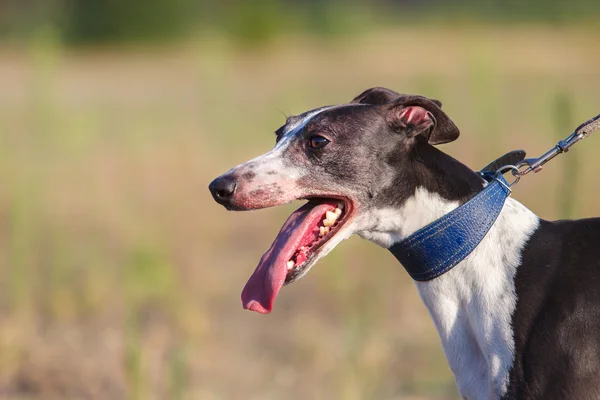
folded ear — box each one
[351,87,403,105]
[387,95,459,145]
[352,87,443,108]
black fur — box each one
[504,219,600,399]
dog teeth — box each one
[322,210,341,227]
[319,226,329,237]
[325,211,337,221]
[287,260,295,270]
[334,207,342,216]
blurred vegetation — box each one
[1,0,600,45]
[0,1,599,399]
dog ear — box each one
[387,95,459,145]
[352,87,445,109]
[351,87,403,105]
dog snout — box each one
[209,175,238,207]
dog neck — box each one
[356,145,540,399]
[356,143,485,248]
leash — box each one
[495,113,600,188]
[389,113,600,282]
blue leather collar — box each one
[388,173,511,281]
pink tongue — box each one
[241,200,337,314]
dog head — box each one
[209,87,462,313]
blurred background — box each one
[0,1,599,399]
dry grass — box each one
[0,26,599,399]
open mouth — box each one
[284,200,347,283]
[241,197,352,314]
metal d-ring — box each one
[495,164,521,188]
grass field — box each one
[0,26,599,399]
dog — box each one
[209,87,600,399]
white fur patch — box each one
[276,107,332,148]
[356,187,460,247]
[232,103,369,182]
[228,107,336,182]
[356,188,540,399]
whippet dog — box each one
[209,87,600,399]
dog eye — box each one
[308,136,330,149]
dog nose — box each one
[209,175,238,205]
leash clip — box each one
[515,131,586,176]
[495,113,600,184]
